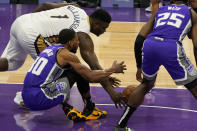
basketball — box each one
[122,85,136,100]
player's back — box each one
[19,5,90,37]
[24,45,65,88]
[147,4,191,42]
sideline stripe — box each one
[96,104,197,113]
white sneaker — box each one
[14,91,27,108]
[145,5,152,12]
[145,2,163,12]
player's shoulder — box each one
[59,49,79,63]
[64,4,84,11]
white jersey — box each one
[2,5,90,71]
[29,5,90,36]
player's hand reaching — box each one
[108,76,121,88]
[110,91,126,108]
[136,68,142,82]
[111,61,127,73]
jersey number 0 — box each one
[28,57,48,76]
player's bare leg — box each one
[113,78,156,130]
[80,89,107,120]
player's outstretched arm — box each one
[58,49,126,82]
[32,2,79,13]
[77,32,102,70]
[77,32,126,108]
[69,60,126,82]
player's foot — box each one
[82,102,107,120]
[14,91,28,109]
[94,106,107,115]
[66,107,86,122]
[63,105,86,122]
[145,5,152,12]
[145,2,162,12]
[84,107,106,120]
[113,126,134,131]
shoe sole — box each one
[67,112,86,122]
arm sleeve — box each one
[134,34,146,68]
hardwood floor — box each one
[0,22,195,88]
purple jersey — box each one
[142,4,197,86]
[147,4,191,42]
[23,44,72,110]
[24,44,65,88]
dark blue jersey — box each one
[148,4,192,42]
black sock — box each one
[83,97,95,115]
[62,103,73,115]
[117,105,136,128]
[83,97,95,109]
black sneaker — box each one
[82,102,107,120]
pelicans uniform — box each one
[142,4,197,85]
[22,44,71,110]
[2,5,90,70]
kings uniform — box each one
[22,45,71,110]
[2,5,90,70]
[142,4,197,85]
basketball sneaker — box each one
[14,91,28,109]
[145,2,163,12]
[84,107,106,120]
[63,105,86,122]
[82,102,107,120]
[113,126,134,131]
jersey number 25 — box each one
[156,12,185,28]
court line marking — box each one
[96,104,197,113]
[0,83,193,112]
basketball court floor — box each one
[0,3,197,131]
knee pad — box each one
[185,78,197,90]
[8,59,25,71]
